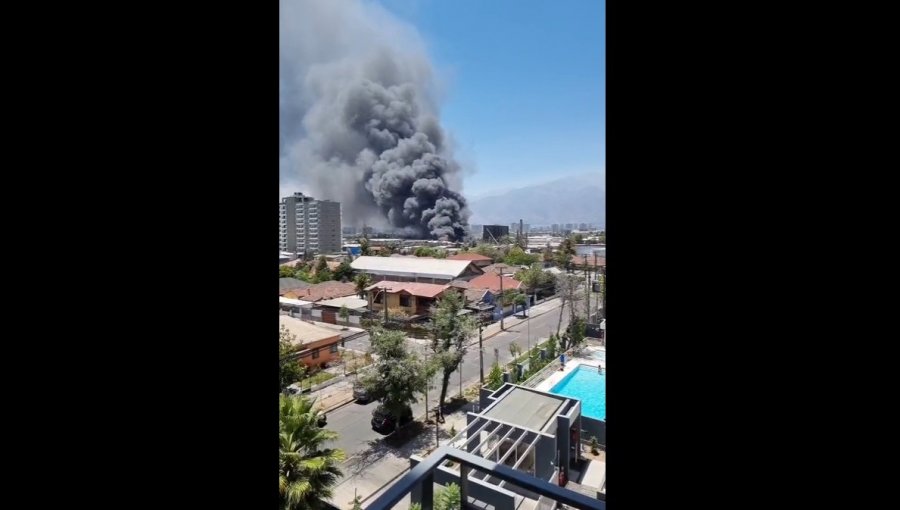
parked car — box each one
[353,383,371,403]
[371,404,413,434]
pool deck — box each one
[533,347,605,393]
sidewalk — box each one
[329,405,473,510]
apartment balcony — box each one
[366,446,604,510]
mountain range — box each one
[466,173,605,226]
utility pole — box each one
[479,322,484,384]
[497,266,505,330]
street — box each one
[327,302,571,460]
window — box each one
[399,295,411,307]
[330,343,338,353]
[374,293,383,304]
[312,348,320,359]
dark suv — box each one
[353,383,371,404]
[371,404,413,434]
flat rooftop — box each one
[483,387,567,431]
[279,315,339,346]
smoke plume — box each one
[280,0,470,239]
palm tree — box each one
[279,395,345,510]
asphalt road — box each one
[327,304,571,460]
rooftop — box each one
[483,386,567,430]
[365,281,449,299]
[282,281,357,302]
[447,252,493,262]
[467,273,523,293]
[316,296,369,310]
[351,256,482,279]
[279,277,311,294]
[279,315,340,346]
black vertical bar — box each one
[460,464,470,509]
[421,472,434,510]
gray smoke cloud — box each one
[280,0,470,240]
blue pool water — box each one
[550,365,606,420]
[591,350,606,361]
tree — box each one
[574,233,584,244]
[473,243,500,262]
[315,255,328,273]
[280,325,306,392]
[555,237,576,270]
[486,362,504,390]
[359,237,371,256]
[334,260,354,282]
[547,334,558,360]
[279,395,344,510]
[429,291,476,422]
[568,317,587,351]
[360,328,429,429]
[434,483,461,510]
[354,273,372,299]
[280,265,297,278]
[313,267,333,283]
[339,305,350,324]
[515,264,545,298]
[503,246,538,266]
[555,273,583,339]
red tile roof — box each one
[365,281,449,299]
[467,273,523,294]
[447,252,493,262]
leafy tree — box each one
[486,363,504,390]
[429,291,476,422]
[555,237,576,270]
[280,325,306,391]
[547,334,558,360]
[555,273,583,338]
[339,305,350,323]
[313,268,333,284]
[315,256,328,273]
[473,243,500,262]
[333,260,354,282]
[354,273,372,299]
[414,246,449,258]
[280,265,296,278]
[503,246,538,266]
[410,504,423,510]
[360,328,429,429]
[359,237,371,256]
[515,264,545,298]
[574,233,584,244]
[279,395,344,510]
[434,483,461,510]
[568,317,587,351]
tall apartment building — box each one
[279,192,342,255]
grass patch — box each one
[299,371,335,388]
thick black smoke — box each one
[280,0,470,240]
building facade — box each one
[482,225,510,243]
[279,192,342,255]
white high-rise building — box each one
[279,192,342,255]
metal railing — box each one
[365,446,605,510]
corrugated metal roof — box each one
[351,256,480,279]
[279,315,339,345]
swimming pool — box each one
[550,364,606,420]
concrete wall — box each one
[534,435,557,481]
[581,416,606,446]
[409,456,518,510]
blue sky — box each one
[378,0,605,198]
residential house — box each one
[365,281,452,321]
[468,272,526,320]
[314,296,369,326]
[280,315,342,369]
[351,255,483,284]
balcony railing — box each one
[365,446,605,510]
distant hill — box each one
[467,173,605,226]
